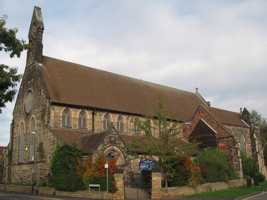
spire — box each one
[27,6,44,65]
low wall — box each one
[0,184,113,199]
[0,184,33,194]
[0,173,124,199]
[160,178,246,199]
[55,190,112,200]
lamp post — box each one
[32,131,37,192]
[104,163,109,193]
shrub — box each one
[197,148,236,183]
[242,154,265,185]
[82,153,117,193]
[49,145,84,191]
[161,156,191,187]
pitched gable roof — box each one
[40,55,249,128]
[41,56,204,121]
[210,107,249,128]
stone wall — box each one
[9,61,52,184]
[159,179,246,199]
[225,125,252,156]
[112,173,124,200]
[151,172,162,200]
[50,105,182,138]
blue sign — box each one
[139,159,155,171]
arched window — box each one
[129,117,134,132]
[19,122,25,162]
[240,135,246,153]
[78,110,87,129]
[134,118,140,134]
[103,113,111,130]
[117,115,124,133]
[62,108,71,128]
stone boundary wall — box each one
[0,173,124,200]
[0,185,115,200]
[160,179,246,199]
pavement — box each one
[0,192,96,200]
[240,192,267,200]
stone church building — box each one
[5,7,267,185]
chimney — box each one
[195,88,199,94]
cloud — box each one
[0,0,267,145]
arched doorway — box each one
[103,146,126,168]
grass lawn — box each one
[179,181,267,200]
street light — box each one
[32,131,37,192]
[104,163,109,193]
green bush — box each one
[161,156,191,187]
[197,148,236,183]
[49,145,84,191]
[83,176,117,193]
[242,154,265,185]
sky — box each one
[0,0,267,145]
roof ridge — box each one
[211,106,240,115]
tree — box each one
[242,153,265,185]
[49,145,84,191]
[0,17,27,113]
[126,103,196,188]
[249,110,267,165]
[250,110,267,142]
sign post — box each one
[104,163,109,193]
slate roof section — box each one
[51,128,193,155]
[42,55,248,128]
[210,107,249,128]
[51,128,107,154]
[42,56,203,121]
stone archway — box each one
[103,146,126,168]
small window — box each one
[117,115,124,133]
[103,113,111,130]
[78,110,87,129]
[62,108,71,128]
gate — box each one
[124,170,152,200]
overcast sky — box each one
[0,0,266,146]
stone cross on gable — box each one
[27,6,44,65]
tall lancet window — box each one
[117,115,124,133]
[240,135,246,154]
[62,108,71,128]
[19,122,25,162]
[103,113,111,130]
[78,110,87,129]
[134,118,140,134]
